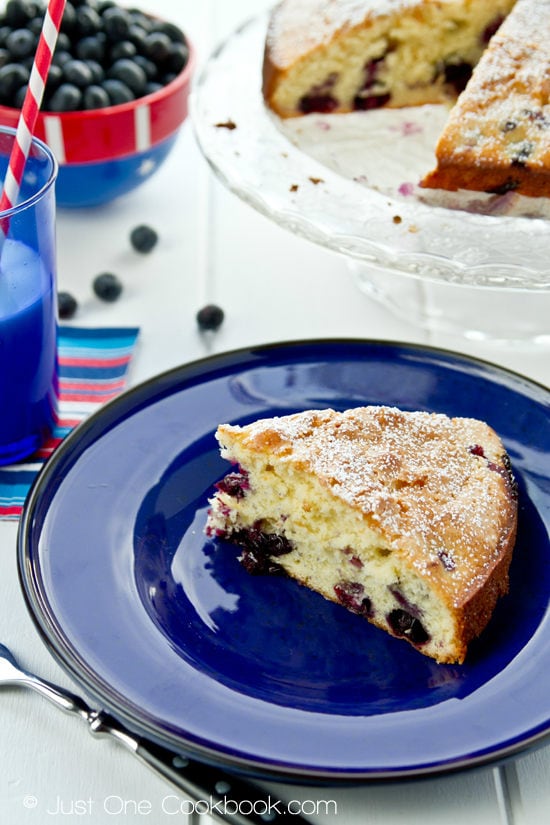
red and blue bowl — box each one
[0,40,194,208]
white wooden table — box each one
[1,2,549,823]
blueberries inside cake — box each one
[263,0,516,117]
[263,0,550,198]
[206,406,518,664]
[420,0,550,197]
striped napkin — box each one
[0,325,140,521]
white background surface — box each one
[1,1,549,823]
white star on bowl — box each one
[137,158,157,177]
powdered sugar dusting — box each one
[423,0,550,193]
[219,406,517,603]
[267,0,416,67]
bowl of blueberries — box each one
[0,0,194,207]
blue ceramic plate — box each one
[18,340,550,781]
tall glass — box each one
[0,127,58,465]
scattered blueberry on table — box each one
[0,0,189,111]
[57,291,78,320]
[93,272,123,302]
[196,304,225,332]
[130,223,158,253]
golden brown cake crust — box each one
[216,406,518,653]
[262,0,517,117]
[263,0,397,106]
[421,0,550,197]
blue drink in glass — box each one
[0,128,58,465]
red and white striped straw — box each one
[0,0,66,215]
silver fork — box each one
[0,642,303,825]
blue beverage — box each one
[0,240,57,464]
[0,128,58,466]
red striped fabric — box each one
[0,325,139,521]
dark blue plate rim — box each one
[17,338,550,782]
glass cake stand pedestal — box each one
[349,261,550,344]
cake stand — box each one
[191,13,550,343]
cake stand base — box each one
[349,261,550,344]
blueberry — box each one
[469,444,486,457]
[6,28,37,59]
[160,71,177,86]
[133,54,157,81]
[128,9,153,32]
[0,48,10,70]
[85,59,105,84]
[443,61,472,94]
[4,0,32,28]
[0,62,29,104]
[59,2,77,33]
[196,304,225,332]
[129,224,158,253]
[109,40,136,61]
[263,532,294,556]
[93,272,123,302]
[168,41,189,74]
[482,15,505,43]
[101,77,134,104]
[354,92,391,111]
[387,609,430,645]
[239,548,287,577]
[437,550,456,571]
[0,27,12,48]
[108,58,146,95]
[299,93,337,114]
[144,31,172,63]
[144,81,162,96]
[55,32,72,54]
[51,49,72,68]
[101,6,130,40]
[487,178,520,195]
[152,21,187,45]
[215,470,250,498]
[230,525,293,575]
[63,58,94,87]
[75,34,105,62]
[13,82,27,107]
[127,23,148,51]
[74,5,102,37]
[334,581,373,617]
[82,83,109,109]
[46,63,63,93]
[28,15,46,36]
[48,82,82,111]
[57,291,78,320]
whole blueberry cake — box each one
[262,0,516,117]
[206,406,518,664]
[421,0,550,197]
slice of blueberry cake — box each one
[421,0,550,197]
[206,406,518,664]
[263,0,516,117]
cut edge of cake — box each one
[420,0,550,198]
[262,0,516,118]
[205,406,518,665]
